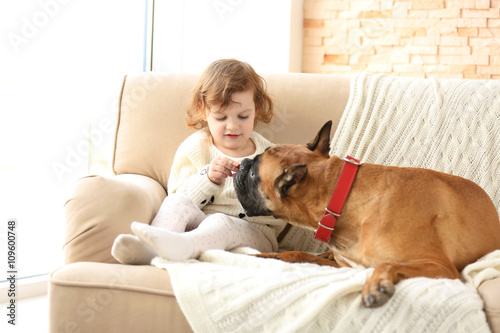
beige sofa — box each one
[49,72,500,332]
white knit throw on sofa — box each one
[330,73,500,218]
[154,73,500,333]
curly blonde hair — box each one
[186,59,274,129]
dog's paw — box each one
[361,278,395,308]
[317,251,335,261]
[254,251,339,267]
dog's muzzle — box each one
[234,157,272,217]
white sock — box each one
[111,234,158,265]
[131,222,195,261]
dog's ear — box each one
[306,120,332,157]
[274,164,308,199]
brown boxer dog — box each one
[234,121,500,307]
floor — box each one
[1,294,48,333]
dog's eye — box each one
[250,169,255,178]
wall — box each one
[303,0,500,79]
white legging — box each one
[151,193,272,257]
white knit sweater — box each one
[168,129,286,251]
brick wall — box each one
[303,0,500,79]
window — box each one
[0,0,148,279]
[0,0,303,282]
[152,0,303,73]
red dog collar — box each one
[314,156,361,243]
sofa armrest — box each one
[63,174,166,264]
[478,277,500,333]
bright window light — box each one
[152,0,303,73]
[0,0,302,280]
[0,0,147,278]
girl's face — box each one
[203,89,257,158]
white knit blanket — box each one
[330,73,500,216]
[154,248,499,333]
[154,73,500,332]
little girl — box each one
[112,59,286,264]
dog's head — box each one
[234,121,332,227]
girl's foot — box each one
[111,234,158,265]
[131,222,195,261]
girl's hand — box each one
[208,156,240,185]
